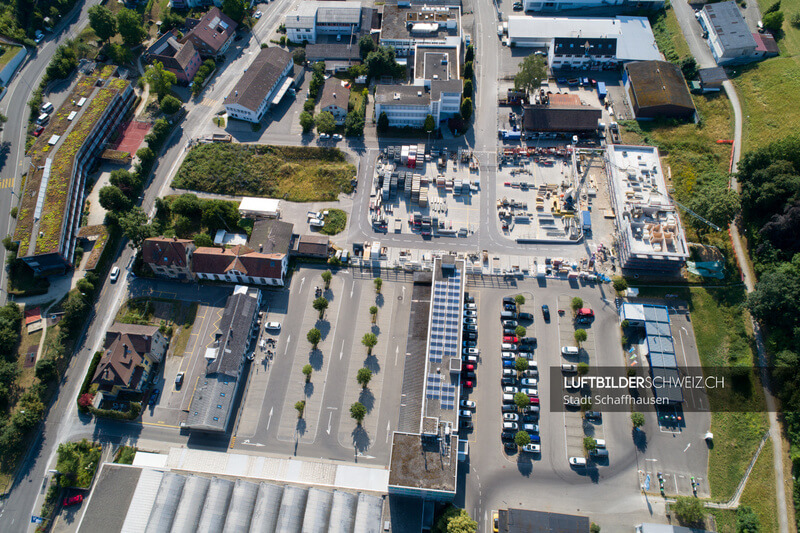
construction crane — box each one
[652,190,721,232]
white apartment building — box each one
[284,1,363,44]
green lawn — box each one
[0,44,21,69]
[172,302,198,357]
[732,0,800,150]
[172,144,356,202]
[320,208,348,235]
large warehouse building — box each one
[507,16,660,68]
[624,60,696,119]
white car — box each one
[332,134,343,140]
[503,421,518,430]
[522,369,538,378]
[459,410,473,418]
[110,266,120,282]
[463,348,479,355]
[319,133,330,139]
[265,321,281,331]
[521,378,538,386]
[254,10,262,18]
[463,355,478,363]
[460,400,476,409]
[522,444,540,453]
[501,352,516,360]
[518,352,535,360]
[569,457,587,466]
[521,387,538,397]
[503,413,519,421]
[502,369,516,377]
[522,423,539,433]
[463,310,477,318]
[464,303,477,310]
[503,386,519,394]
[463,318,477,325]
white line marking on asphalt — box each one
[266,407,274,431]
[299,276,305,292]
[326,411,333,435]
[683,443,691,452]
[395,346,399,366]
[340,340,344,361]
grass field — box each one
[172,303,198,357]
[320,208,347,235]
[731,0,800,150]
[709,439,777,532]
[172,144,356,202]
[635,286,770,507]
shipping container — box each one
[597,81,607,100]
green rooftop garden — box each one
[0,44,22,70]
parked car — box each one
[502,360,515,368]
[500,377,516,386]
[175,372,184,386]
[464,303,477,310]
[504,441,517,451]
[40,102,54,114]
[521,378,538,386]
[590,448,609,458]
[519,337,537,346]
[501,343,518,351]
[502,369,516,377]
[503,421,519,430]
[502,297,516,304]
[569,457,587,466]
[459,419,473,430]
[501,352,516,360]
[464,332,478,340]
[110,266,120,282]
[265,322,282,331]
[518,312,534,321]
[517,352,535,360]
[63,494,83,507]
[503,386,519,394]
[500,431,516,440]
[463,347,479,355]
[561,346,579,356]
[541,305,550,321]
[254,10,262,18]
[521,387,538,397]
[462,379,473,388]
[577,308,594,318]
[502,327,517,336]
[522,444,540,453]
[522,369,538,378]
[503,336,519,344]
[460,399,476,409]
[463,355,478,363]
[319,133,330,139]
[463,324,478,332]
[502,320,518,328]
[501,404,517,413]
[585,411,602,420]
[522,413,538,423]
[561,364,577,373]
[465,293,475,303]
[522,423,539,433]
[503,303,516,311]
[463,364,475,372]
[463,310,477,318]
[595,439,606,448]
[503,413,519,422]
[463,317,477,325]
[33,125,45,137]
[459,409,473,418]
[463,340,477,348]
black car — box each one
[460,419,473,430]
[502,327,517,336]
[542,305,551,321]
[464,332,478,340]
[465,293,475,303]
[585,411,602,420]
[501,377,516,386]
[519,337,537,347]
[504,441,518,450]
[522,414,539,423]
[501,404,517,413]
[500,431,516,440]
[503,297,516,305]
[518,312,534,321]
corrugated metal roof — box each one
[328,491,358,533]
[222,480,259,533]
[170,476,211,533]
[145,472,185,533]
[249,483,284,532]
[276,486,309,533]
[301,488,333,532]
[353,492,383,533]
[196,478,234,532]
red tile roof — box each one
[24,307,42,325]
[142,237,194,269]
[93,326,159,390]
[192,246,284,280]
[185,7,237,55]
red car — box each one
[33,125,45,137]
[462,380,473,388]
[529,397,540,405]
[577,308,594,318]
[63,494,83,507]
[503,336,519,343]
[463,364,475,371]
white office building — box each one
[224,47,293,123]
[284,1,363,44]
[523,0,663,12]
[507,16,660,69]
[379,4,461,56]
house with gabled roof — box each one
[92,324,169,398]
[142,237,196,280]
[192,244,287,286]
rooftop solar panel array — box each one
[426,269,461,410]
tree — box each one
[160,94,181,115]
[423,114,435,134]
[369,305,378,322]
[514,392,530,410]
[293,47,306,65]
[356,367,373,388]
[193,233,213,247]
[200,199,240,235]
[463,61,473,79]
[45,45,78,82]
[358,35,376,59]
[465,44,474,62]
[321,270,333,288]
[460,97,473,121]
[672,496,705,526]
[307,328,322,348]
[302,364,313,382]
[136,147,155,162]
[577,362,589,376]
[161,11,186,32]
[119,208,154,249]
[514,430,530,447]
[143,61,177,101]
[514,294,525,307]
[377,112,389,133]
[444,509,477,533]
[88,5,117,43]
[590,523,601,533]
[514,54,547,97]
[362,333,378,354]
[571,297,584,311]
[612,276,628,292]
[117,8,147,47]
[350,401,367,424]
[463,78,473,97]
[791,11,800,27]
[35,358,58,382]
[515,325,526,337]
[679,56,698,81]
[631,412,645,429]
[514,357,529,374]
[574,329,587,345]
[765,0,781,13]
[365,46,404,81]
[374,277,383,293]
[222,0,247,22]
[735,505,760,533]
[295,400,306,417]
[583,436,597,453]
[344,111,365,137]
[99,185,131,213]
[313,296,329,319]
[747,260,800,332]
[110,169,142,197]
[763,10,784,31]
[315,111,336,134]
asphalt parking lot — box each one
[233,268,411,463]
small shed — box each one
[697,67,727,92]
[238,197,281,219]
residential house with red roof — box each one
[192,245,287,286]
[182,7,238,58]
[145,30,203,85]
[142,237,196,281]
[92,324,169,398]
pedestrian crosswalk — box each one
[0,177,14,189]
[197,97,219,108]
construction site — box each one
[368,145,481,238]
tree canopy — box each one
[514,54,547,97]
[88,5,117,42]
[117,8,147,47]
[222,0,247,22]
[144,61,177,101]
[315,111,336,134]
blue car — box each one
[528,434,541,443]
[503,360,515,368]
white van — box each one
[569,456,587,466]
[594,439,606,448]
[502,393,515,404]
[36,113,50,125]
[40,102,54,114]
[561,346,579,356]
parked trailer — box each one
[581,210,592,233]
[597,81,607,101]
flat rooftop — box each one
[375,84,431,106]
[606,145,689,260]
[388,432,458,493]
[414,45,458,81]
[380,4,460,42]
[703,1,756,52]
[507,15,660,61]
